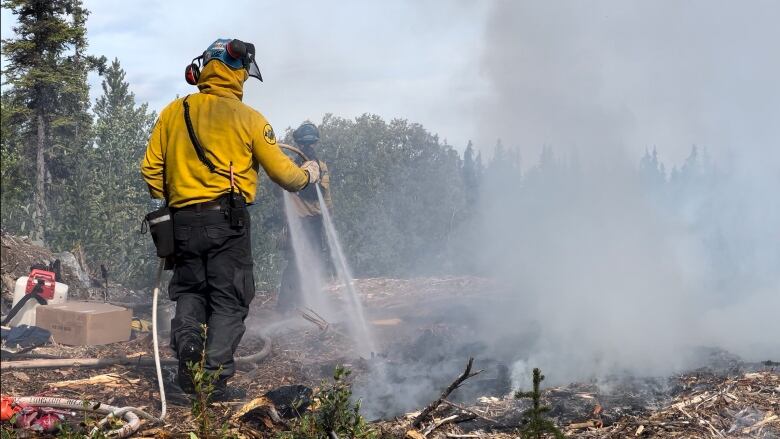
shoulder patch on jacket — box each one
[263,124,277,145]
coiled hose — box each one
[3,258,273,436]
[13,396,155,438]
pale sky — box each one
[2,0,490,151]
[3,1,779,167]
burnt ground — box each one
[1,276,779,438]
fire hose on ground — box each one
[11,396,155,437]
[2,259,273,436]
[3,146,306,435]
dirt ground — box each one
[1,263,779,438]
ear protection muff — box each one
[226,39,247,60]
[185,62,200,85]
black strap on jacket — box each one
[182,95,231,181]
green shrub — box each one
[279,366,375,439]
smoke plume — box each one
[471,0,780,388]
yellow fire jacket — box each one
[141,61,308,208]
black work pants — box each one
[168,207,254,379]
[278,214,326,312]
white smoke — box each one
[470,0,780,387]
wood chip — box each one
[47,373,139,388]
[676,405,693,419]
[635,425,645,436]
[126,351,147,358]
[569,420,600,430]
[744,372,765,380]
[742,414,778,434]
[11,371,30,382]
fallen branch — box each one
[2,332,271,370]
[47,373,140,388]
[441,399,497,423]
[412,357,483,428]
[568,420,601,430]
[742,414,778,434]
[301,307,329,331]
[421,414,476,437]
[422,415,459,436]
[0,355,175,369]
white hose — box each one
[151,258,167,420]
[5,260,280,436]
[89,405,161,437]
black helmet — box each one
[293,122,319,146]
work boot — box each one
[162,369,196,406]
[176,341,202,394]
[210,379,247,402]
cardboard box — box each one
[36,302,132,346]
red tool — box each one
[25,269,56,300]
[1,396,19,422]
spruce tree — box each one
[474,151,484,183]
[515,368,564,439]
[87,59,157,286]
[1,0,105,244]
[0,92,32,232]
[462,140,478,207]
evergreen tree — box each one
[475,151,484,183]
[640,146,666,188]
[462,140,479,207]
[1,0,105,243]
[681,145,700,177]
[0,92,33,233]
[515,368,564,439]
[86,59,157,286]
[272,113,465,277]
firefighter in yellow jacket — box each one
[277,122,333,313]
[141,38,320,401]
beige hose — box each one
[279,143,310,161]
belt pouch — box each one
[145,207,175,257]
[227,193,247,229]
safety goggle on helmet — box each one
[185,38,262,85]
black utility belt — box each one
[176,200,225,212]
[144,193,248,259]
[175,194,246,211]
[176,193,248,229]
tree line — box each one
[2,0,757,294]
